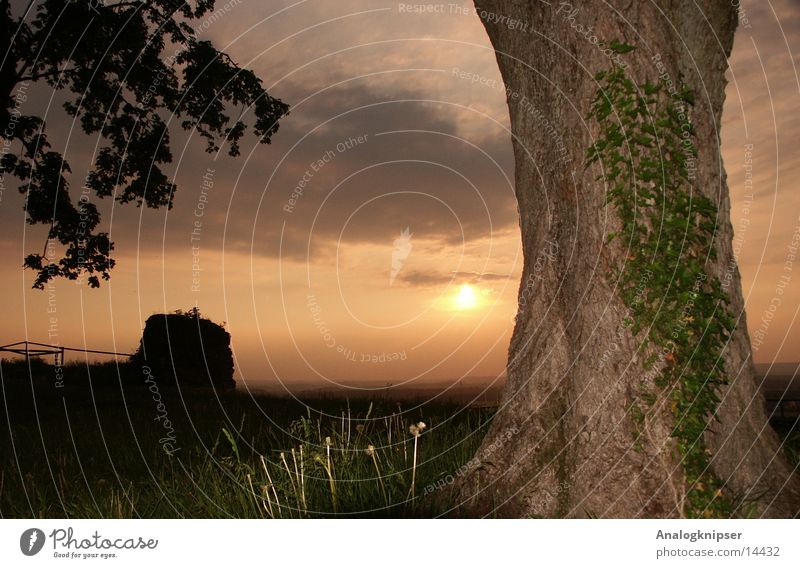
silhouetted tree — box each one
[1,0,289,288]
[132,308,235,390]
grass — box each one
[2,359,797,518]
[0,359,492,518]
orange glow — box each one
[454,284,479,311]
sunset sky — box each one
[1,0,799,391]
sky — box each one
[1,0,799,391]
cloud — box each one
[398,269,511,287]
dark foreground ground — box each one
[0,359,493,518]
[0,359,797,518]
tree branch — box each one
[18,66,74,82]
[16,0,35,25]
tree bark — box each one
[454,0,800,518]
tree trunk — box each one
[454,0,800,518]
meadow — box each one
[0,359,492,518]
[2,359,798,518]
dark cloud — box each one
[0,0,516,271]
[100,81,516,263]
[399,269,511,287]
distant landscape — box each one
[252,374,507,407]
[754,363,800,422]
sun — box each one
[454,284,479,311]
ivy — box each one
[587,46,734,518]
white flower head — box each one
[366,444,375,457]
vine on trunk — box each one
[587,44,735,518]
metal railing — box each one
[0,340,132,366]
